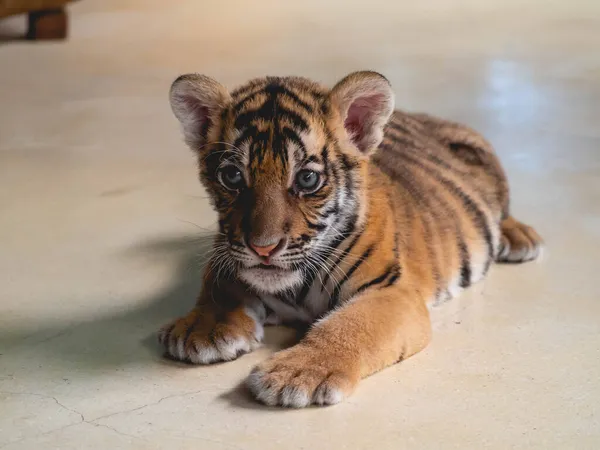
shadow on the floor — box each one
[0,234,292,380]
[219,381,284,412]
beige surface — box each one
[1,0,599,448]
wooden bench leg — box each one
[26,8,68,40]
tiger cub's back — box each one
[372,111,509,301]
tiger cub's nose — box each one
[249,239,284,258]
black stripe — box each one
[229,238,244,248]
[296,268,317,306]
[317,213,357,269]
[458,240,472,288]
[232,89,265,115]
[261,82,314,113]
[377,146,474,289]
[247,130,271,165]
[338,152,358,170]
[260,81,313,123]
[337,154,356,205]
[274,106,309,131]
[374,152,442,296]
[380,143,494,264]
[321,146,329,169]
[305,193,329,204]
[234,99,309,132]
[386,120,413,135]
[328,155,341,214]
[231,81,266,100]
[449,143,485,165]
[353,264,397,296]
[403,141,501,218]
[321,231,362,290]
[305,88,326,102]
[231,81,317,123]
[277,87,314,114]
[327,212,358,252]
[233,124,258,149]
[329,246,374,308]
[321,206,339,218]
[377,149,474,289]
[385,265,402,287]
[421,211,442,299]
[306,219,327,231]
[408,145,464,175]
[419,152,493,272]
[281,127,306,162]
[386,189,401,260]
[277,290,297,306]
[384,128,470,177]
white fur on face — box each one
[239,267,303,294]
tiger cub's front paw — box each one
[158,307,263,364]
[246,344,359,408]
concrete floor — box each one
[1,0,599,448]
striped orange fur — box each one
[158,71,543,407]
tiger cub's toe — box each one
[496,216,543,263]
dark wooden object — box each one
[26,7,67,40]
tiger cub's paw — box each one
[246,344,359,408]
[158,307,263,364]
[497,216,544,263]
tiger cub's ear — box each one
[329,71,395,155]
[169,74,231,150]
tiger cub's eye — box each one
[295,170,321,193]
[218,166,245,190]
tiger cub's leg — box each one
[496,215,544,263]
[246,285,431,407]
[158,272,266,364]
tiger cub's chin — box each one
[239,267,304,294]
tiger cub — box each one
[159,71,543,407]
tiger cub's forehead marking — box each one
[224,78,329,183]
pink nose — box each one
[250,241,279,257]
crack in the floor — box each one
[0,391,84,421]
[0,391,143,448]
[0,388,219,448]
[87,422,142,440]
[90,388,207,422]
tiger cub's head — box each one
[169,71,394,294]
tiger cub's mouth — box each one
[255,263,284,271]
